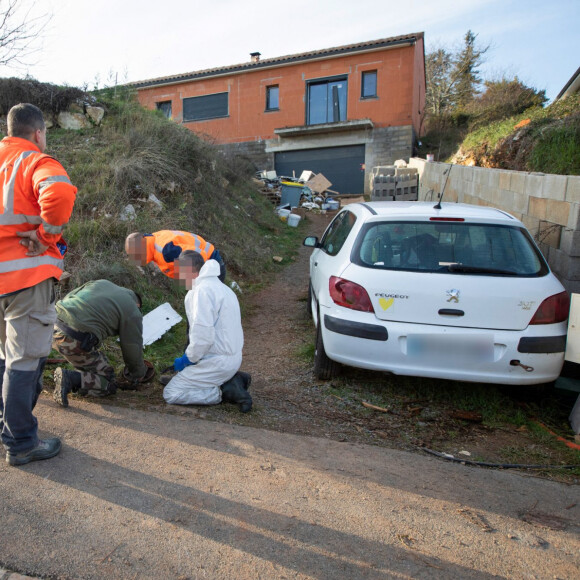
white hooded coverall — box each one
[163,259,243,405]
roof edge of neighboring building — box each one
[555,66,580,101]
[128,32,424,90]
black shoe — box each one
[237,371,252,391]
[237,372,252,412]
[53,367,81,407]
[221,372,253,413]
[52,367,72,407]
[159,374,173,386]
[6,438,62,466]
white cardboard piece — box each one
[142,303,183,346]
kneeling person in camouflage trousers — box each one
[52,280,147,406]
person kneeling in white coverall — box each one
[162,250,252,412]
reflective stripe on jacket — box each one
[144,230,216,279]
[0,137,77,294]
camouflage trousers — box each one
[52,329,117,397]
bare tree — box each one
[0,0,51,68]
[425,47,454,117]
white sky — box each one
[2,0,578,102]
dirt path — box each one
[240,211,352,438]
[2,397,579,580]
[238,212,416,445]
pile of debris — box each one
[253,170,341,217]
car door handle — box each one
[438,309,464,316]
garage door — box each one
[275,145,365,195]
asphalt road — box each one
[1,398,579,579]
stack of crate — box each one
[370,166,418,201]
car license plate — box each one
[407,334,494,362]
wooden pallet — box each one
[260,189,280,205]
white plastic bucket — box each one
[278,209,291,222]
[327,200,339,211]
[287,213,301,227]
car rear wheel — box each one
[314,319,340,380]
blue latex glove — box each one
[174,354,195,372]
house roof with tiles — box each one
[129,32,424,89]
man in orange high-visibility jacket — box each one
[125,230,226,283]
[0,103,77,466]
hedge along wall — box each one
[408,158,580,294]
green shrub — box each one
[466,78,547,130]
[528,115,580,175]
[0,77,88,119]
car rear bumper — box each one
[321,312,566,385]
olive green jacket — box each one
[56,280,146,378]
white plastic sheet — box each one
[142,302,183,346]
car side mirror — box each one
[303,236,319,248]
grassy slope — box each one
[423,94,580,175]
[40,95,304,370]
[46,97,302,302]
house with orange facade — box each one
[131,32,425,195]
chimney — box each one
[250,52,261,63]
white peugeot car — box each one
[303,202,570,386]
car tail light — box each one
[329,276,374,312]
[529,291,570,325]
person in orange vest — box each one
[125,230,226,283]
[0,103,77,466]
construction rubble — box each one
[253,169,361,226]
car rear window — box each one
[352,221,548,276]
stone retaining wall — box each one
[408,158,580,293]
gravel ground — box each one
[1,399,579,579]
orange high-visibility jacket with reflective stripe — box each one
[144,230,215,279]
[0,137,77,294]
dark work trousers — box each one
[0,279,56,454]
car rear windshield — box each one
[352,221,548,276]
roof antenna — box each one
[433,165,452,210]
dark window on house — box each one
[307,77,347,125]
[361,71,377,98]
[266,85,279,110]
[156,101,172,118]
[183,92,229,122]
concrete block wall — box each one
[408,158,580,293]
